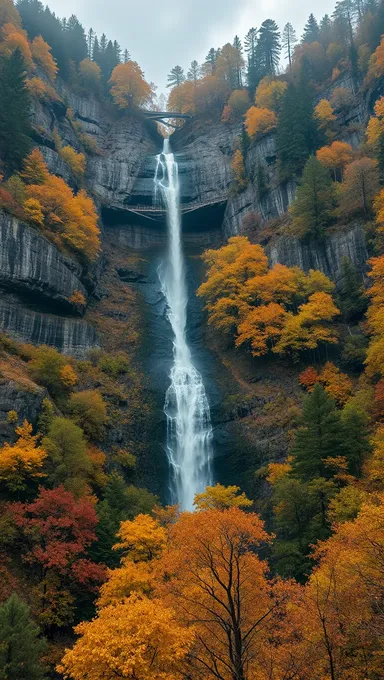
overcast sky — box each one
[46,0,338,93]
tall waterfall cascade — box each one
[154,138,213,510]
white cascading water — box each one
[154,138,213,510]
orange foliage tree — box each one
[197,236,339,357]
[59,146,86,178]
[168,79,196,114]
[245,106,277,139]
[0,22,33,69]
[367,34,384,80]
[366,96,384,152]
[314,99,336,131]
[109,62,154,109]
[300,362,353,405]
[317,141,354,179]
[31,35,57,81]
[0,0,21,29]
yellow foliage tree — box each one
[58,595,193,680]
[109,62,154,109]
[0,420,46,491]
[222,88,250,122]
[194,483,252,510]
[198,236,339,357]
[23,197,44,226]
[245,106,277,139]
[31,35,57,81]
[255,77,287,113]
[78,58,101,90]
[365,255,384,378]
[60,146,86,178]
[366,96,384,152]
[367,35,384,80]
[231,149,247,191]
[339,157,380,217]
[314,99,336,127]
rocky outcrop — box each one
[269,223,368,287]
[0,357,47,445]
[0,295,98,357]
[0,211,87,311]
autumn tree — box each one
[316,140,354,179]
[255,77,287,113]
[314,99,336,139]
[28,346,77,399]
[58,595,192,680]
[194,483,252,510]
[68,389,108,440]
[21,148,48,184]
[296,495,384,678]
[78,57,101,91]
[198,236,339,357]
[42,417,91,497]
[339,157,380,217]
[168,79,195,115]
[31,35,57,81]
[0,420,46,493]
[365,254,384,378]
[109,61,154,108]
[222,88,250,122]
[231,149,247,191]
[0,0,21,29]
[26,173,100,261]
[59,146,85,178]
[0,593,47,680]
[245,106,277,138]
[13,485,105,628]
[291,155,337,239]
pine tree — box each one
[0,50,32,172]
[113,40,121,64]
[319,14,333,47]
[341,402,371,476]
[233,35,243,53]
[291,384,345,482]
[65,15,87,65]
[0,593,47,680]
[277,61,320,179]
[123,48,130,63]
[302,13,320,43]
[187,60,201,82]
[99,33,107,53]
[92,35,100,63]
[204,47,217,74]
[338,257,367,321]
[282,22,297,65]
[167,65,185,88]
[87,27,94,58]
[291,156,337,240]
[257,19,281,77]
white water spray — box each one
[154,139,213,510]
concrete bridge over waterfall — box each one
[140,110,192,128]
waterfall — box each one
[154,138,213,510]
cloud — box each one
[44,0,337,91]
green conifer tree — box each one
[341,402,371,476]
[302,13,320,43]
[338,257,367,322]
[0,593,47,680]
[167,65,185,88]
[291,155,337,240]
[291,384,345,482]
[0,50,32,172]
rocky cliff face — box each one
[269,224,368,287]
[0,211,86,310]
